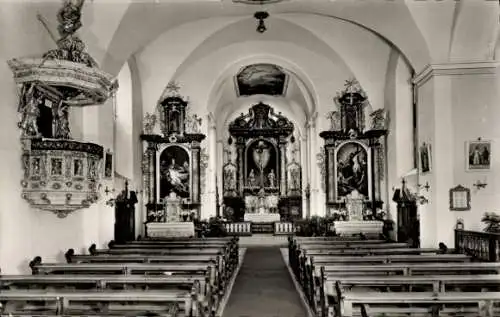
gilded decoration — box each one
[10,0,116,216]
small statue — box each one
[369,108,388,130]
[57,0,85,40]
[185,113,202,134]
[248,169,256,187]
[326,111,341,131]
[143,112,157,134]
[54,102,71,139]
[268,169,276,188]
[19,84,42,138]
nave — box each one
[1,229,500,317]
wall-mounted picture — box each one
[466,140,491,171]
[419,142,432,174]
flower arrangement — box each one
[481,212,500,233]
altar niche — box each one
[159,145,190,199]
[223,102,301,222]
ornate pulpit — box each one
[320,79,388,236]
[141,82,204,238]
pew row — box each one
[0,289,204,316]
[338,291,500,317]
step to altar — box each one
[251,222,274,234]
[238,234,289,247]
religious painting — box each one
[103,151,113,179]
[466,140,491,171]
[160,145,190,199]
[419,142,432,174]
[236,64,287,96]
[335,142,369,199]
[245,140,278,189]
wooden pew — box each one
[0,274,218,316]
[89,245,238,272]
[302,247,444,256]
[0,289,204,316]
[64,251,233,291]
[298,254,471,312]
[338,291,500,317]
[29,256,223,300]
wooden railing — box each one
[224,222,252,236]
[455,229,500,262]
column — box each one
[279,137,287,197]
[301,135,308,218]
[309,112,325,217]
[237,141,245,195]
[201,113,217,220]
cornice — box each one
[413,61,499,87]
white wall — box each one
[0,3,115,274]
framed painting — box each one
[466,140,491,171]
[103,151,113,179]
[236,63,287,96]
[419,142,432,174]
[449,185,471,211]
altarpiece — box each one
[320,79,388,222]
[222,102,302,222]
[141,82,205,224]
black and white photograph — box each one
[2,1,499,316]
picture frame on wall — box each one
[419,142,432,174]
[103,150,113,179]
[466,140,491,171]
[449,185,471,211]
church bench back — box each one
[339,291,500,317]
[310,254,470,265]
[0,289,201,317]
[302,247,443,256]
[298,242,409,250]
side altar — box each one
[222,102,302,223]
[320,79,389,236]
[141,82,204,238]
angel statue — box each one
[185,113,202,133]
[143,112,157,134]
[369,109,388,130]
[326,111,341,131]
[57,0,85,40]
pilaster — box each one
[413,61,500,247]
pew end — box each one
[28,256,42,274]
[88,244,97,255]
[64,248,75,263]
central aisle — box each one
[222,246,308,317]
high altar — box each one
[141,82,204,237]
[319,79,388,236]
[222,102,302,223]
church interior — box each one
[1,0,500,316]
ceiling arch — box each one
[100,1,433,76]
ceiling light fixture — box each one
[254,11,269,33]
